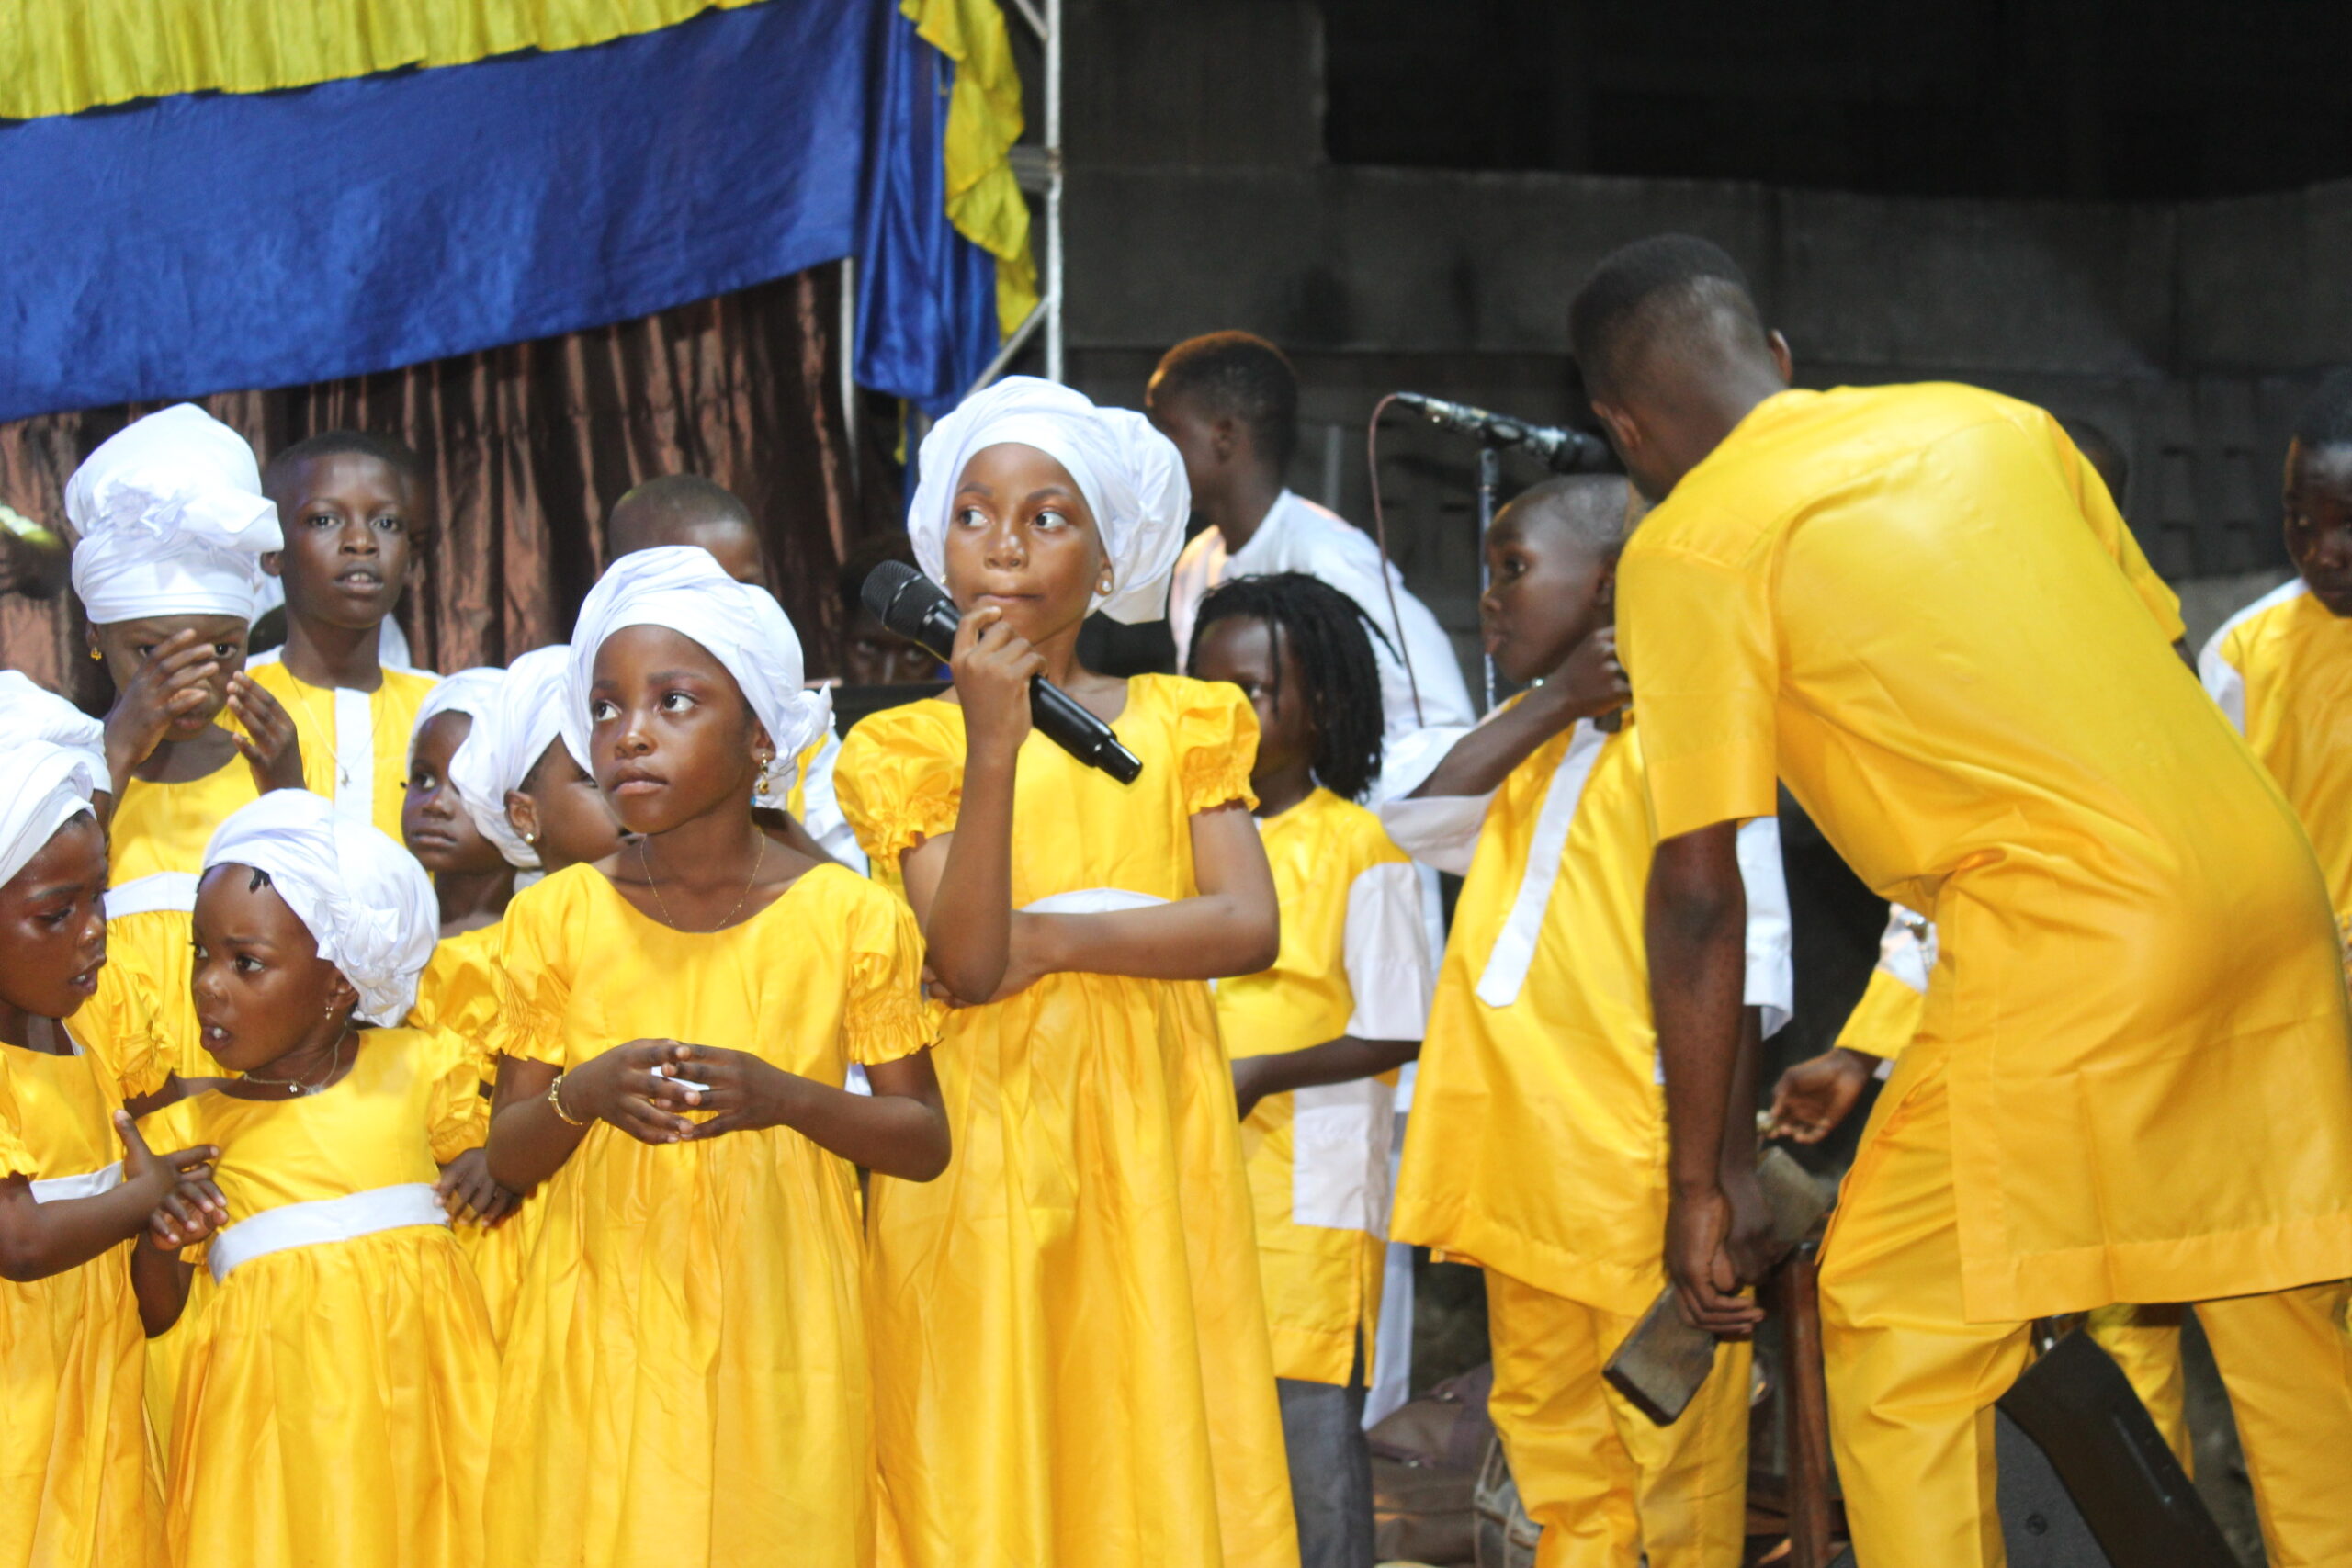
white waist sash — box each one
[106,872,199,919]
[1020,887,1169,916]
[30,1161,122,1203]
[208,1182,447,1282]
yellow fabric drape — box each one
[900,0,1041,336]
[0,0,771,122]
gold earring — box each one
[90,648,102,661]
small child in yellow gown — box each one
[481,547,947,1568]
[835,378,1299,1568]
[133,789,494,1568]
[412,645,628,1347]
[0,740,225,1568]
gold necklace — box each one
[638,832,765,933]
[244,1026,352,1097]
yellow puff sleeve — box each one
[838,879,935,1066]
[0,1069,35,1181]
[1174,678,1261,816]
[417,1028,492,1164]
[78,959,170,1101]
[489,878,576,1069]
[836,708,965,877]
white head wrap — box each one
[0,672,110,794]
[407,668,501,768]
[907,376,1189,625]
[0,741,100,890]
[201,789,436,1026]
[66,404,282,626]
[447,646,580,870]
[564,546,831,796]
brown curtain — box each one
[0,265,902,707]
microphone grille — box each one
[860,559,925,626]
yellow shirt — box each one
[836,674,1299,1568]
[1216,787,1429,1387]
[0,964,166,1568]
[484,862,929,1568]
[2200,580,2352,921]
[1619,381,2352,1321]
[247,659,438,840]
[107,751,262,1080]
[1388,713,1789,1316]
[137,1028,492,1568]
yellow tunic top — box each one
[1217,787,1428,1387]
[2200,579,2352,925]
[138,1027,493,1568]
[107,751,260,1080]
[836,673,1299,1568]
[1618,381,2352,1322]
[1390,714,1794,1316]
[0,964,165,1568]
[247,659,438,840]
[485,861,930,1568]
[408,923,536,1345]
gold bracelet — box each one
[547,1071,587,1127]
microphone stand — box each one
[1476,446,1501,715]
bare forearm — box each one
[774,1077,950,1181]
[1718,1007,1762,1177]
[1647,825,1750,1193]
[924,750,1019,1000]
[130,1240,192,1335]
[484,1062,588,1190]
[1238,1036,1419,1100]
[1028,897,1279,982]
[0,1181,162,1281]
[1409,692,1573,799]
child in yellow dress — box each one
[835,377,1299,1568]
[0,740,224,1568]
[69,405,306,1081]
[1187,572,1434,1568]
[133,789,494,1568]
[481,547,946,1568]
[248,432,440,835]
[403,667,515,935]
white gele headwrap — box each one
[564,546,831,795]
[202,789,436,1027]
[407,667,501,770]
[447,645,581,870]
[66,404,282,626]
[0,672,110,794]
[906,376,1190,625]
[0,741,100,889]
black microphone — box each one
[1393,392,1615,474]
[861,561,1145,785]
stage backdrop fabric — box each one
[0,0,867,424]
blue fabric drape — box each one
[851,0,1001,418]
[0,1,869,423]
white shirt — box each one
[1168,491,1476,766]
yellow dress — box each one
[1216,786,1423,1387]
[1831,906,1929,1062]
[247,659,438,840]
[107,750,259,1080]
[409,922,537,1346]
[137,1028,494,1568]
[2200,579,2352,930]
[0,964,165,1568]
[836,673,1299,1568]
[1619,382,2352,1322]
[484,861,930,1568]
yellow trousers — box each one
[1484,1269,1749,1568]
[2084,1303,2189,1473]
[1820,1048,2352,1568]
